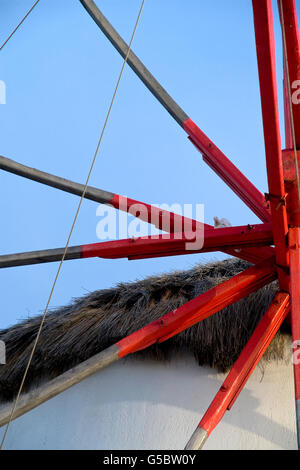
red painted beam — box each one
[289,227,300,447]
[283,65,294,149]
[111,195,274,263]
[183,119,271,223]
[110,194,201,233]
[0,224,274,269]
[82,223,273,260]
[278,0,300,148]
[127,245,275,264]
[282,149,300,226]
[252,0,289,283]
[116,257,276,357]
[185,291,290,450]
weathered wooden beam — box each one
[0,246,81,269]
[79,0,188,126]
[0,155,115,204]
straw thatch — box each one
[0,258,291,403]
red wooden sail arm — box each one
[185,291,290,450]
[183,120,271,223]
[0,223,273,269]
[82,223,273,259]
[0,257,277,428]
[116,257,277,357]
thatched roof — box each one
[0,258,291,403]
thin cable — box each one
[0,0,41,51]
[0,0,146,449]
[279,0,300,207]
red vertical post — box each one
[289,228,300,448]
[252,0,289,286]
[279,0,300,448]
[278,0,300,148]
[283,65,294,149]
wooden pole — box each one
[0,155,115,204]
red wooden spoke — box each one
[116,257,276,356]
[127,245,275,264]
[185,291,290,450]
[278,0,300,148]
[94,195,272,261]
[110,194,200,232]
[82,223,273,260]
[0,224,274,268]
[183,119,271,223]
[110,197,272,262]
[283,66,294,149]
[289,228,300,447]
[252,0,289,284]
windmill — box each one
[0,0,299,450]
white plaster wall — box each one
[0,354,297,450]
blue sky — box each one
[0,0,298,329]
